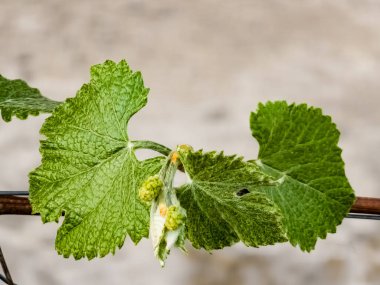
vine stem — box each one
[131,140,185,172]
[1,196,380,218]
[131,140,171,156]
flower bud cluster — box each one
[165,205,185,231]
[138,175,163,202]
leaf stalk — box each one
[131,140,171,156]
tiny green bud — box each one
[176,144,193,155]
[138,175,163,202]
[165,205,185,231]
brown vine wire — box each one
[0,195,376,285]
[0,195,380,217]
[0,196,32,215]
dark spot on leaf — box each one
[236,188,249,196]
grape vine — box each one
[0,60,356,266]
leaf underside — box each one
[29,60,164,259]
[0,74,60,122]
[177,150,287,251]
[250,101,355,251]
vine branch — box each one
[0,246,14,285]
[1,195,380,217]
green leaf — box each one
[0,74,60,122]
[29,60,164,259]
[177,150,287,251]
[250,101,355,251]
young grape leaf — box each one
[250,101,355,251]
[29,60,164,259]
[0,74,61,122]
[176,150,288,251]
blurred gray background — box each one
[1,0,380,284]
